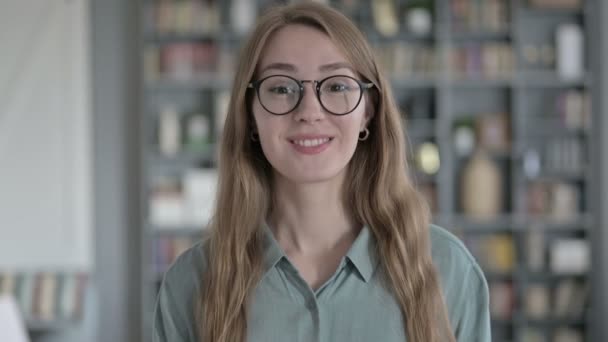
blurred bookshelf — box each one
[139,0,599,341]
[0,272,89,334]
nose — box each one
[292,82,324,123]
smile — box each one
[291,137,332,147]
[288,136,334,155]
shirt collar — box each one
[345,225,379,283]
[260,223,379,282]
[261,222,286,275]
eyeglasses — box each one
[247,75,375,116]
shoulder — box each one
[162,229,212,288]
[163,238,208,287]
[428,225,491,339]
[428,224,484,282]
[427,224,488,301]
[153,238,209,341]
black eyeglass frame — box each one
[247,74,375,116]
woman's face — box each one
[252,24,372,185]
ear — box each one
[249,111,259,132]
[361,91,376,130]
[361,109,374,131]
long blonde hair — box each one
[199,2,455,342]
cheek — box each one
[252,110,286,154]
[335,110,367,141]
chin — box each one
[277,166,346,185]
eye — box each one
[328,83,348,92]
[268,85,297,95]
[322,77,358,93]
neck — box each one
[269,173,360,256]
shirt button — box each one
[306,300,316,310]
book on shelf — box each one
[489,281,514,320]
[143,42,220,83]
[373,42,436,78]
[554,279,588,319]
[450,43,514,79]
[521,327,546,342]
[157,106,214,158]
[524,90,591,131]
[525,181,581,221]
[451,0,509,33]
[149,169,218,228]
[153,0,221,36]
[159,42,218,81]
[558,90,591,130]
[452,112,510,157]
[0,272,87,322]
[18,275,35,321]
[0,273,17,295]
[544,138,585,175]
[465,234,515,273]
[476,112,511,154]
[33,273,57,321]
[554,328,583,342]
[550,238,589,275]
[525,284,550,319]
[526,227,546,272]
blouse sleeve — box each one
[453,264,492,342]
[153,276,191,342]
[152,243,204,342]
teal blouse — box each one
[153,224,491,341]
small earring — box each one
[358,128,370,141]
[250,131,259,142]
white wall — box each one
[0,0,92,270]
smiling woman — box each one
[152,2,491,342]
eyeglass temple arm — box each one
[361,82,375,89]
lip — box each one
[287,134,334,141]
[287,135,334,155]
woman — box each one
[153,2,490,342]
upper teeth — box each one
[293,138,330,147]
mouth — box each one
[287,136,334,154]
[289,137,334,147]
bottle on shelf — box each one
[231,0,257,35]
[556,23,584,81]
[461,149,503,220]
[159,106,181,157]
[372,0,399,36]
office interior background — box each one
[0,0,607,341]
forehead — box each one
[257,24,350,75]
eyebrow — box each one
[259,62,355,75]
[319,62,354,73]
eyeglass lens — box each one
[257,75,362,115]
